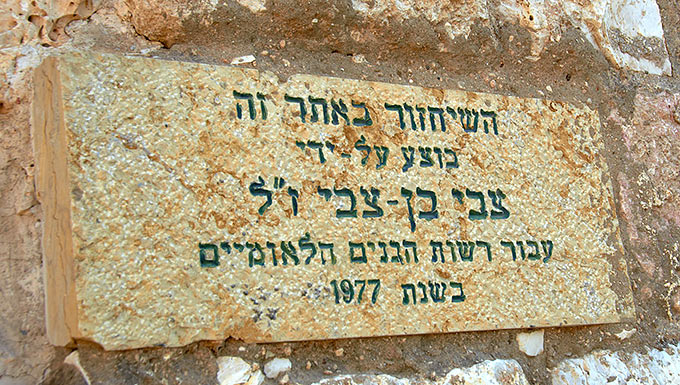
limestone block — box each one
[444,359,530,385]
[316,359,529,385]
[551,343,680,385]
[33,52,632,350]
[325,0,673,74]
[496,0,672,74]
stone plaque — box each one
[34,52,633,350]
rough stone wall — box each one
[1,0,679,384]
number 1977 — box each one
[330,279,381,304]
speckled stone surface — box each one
[33,52,633,350]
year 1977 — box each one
[330,279,381,304]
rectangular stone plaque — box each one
[34,52,633,350]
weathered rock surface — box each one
[314,359,529,385]
[551,342,680,384]
[494,0,671,74]
[264,358,292,379]
[216,356,265,385]
[444,359,530,385]
[1,0,97,49]
[34,52,632,350]
[610,90,680,322]
[217,356,251,385]
[66,342,218,385]
[117,0,673,74]
[0,0,679,383]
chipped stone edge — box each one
[32,56,79,346]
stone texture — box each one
[609,91,680,320]
[349,0,489,41]
[0,2,88,382]
[1,0,178,373]
[617,92,680,232]
[264,358,291,379]
[613,328,636,340]
[495,0,672,74]
[551,342,680,384]
[41,361,88,385]
[444,359,530,385]
[72,341,218,385]
[216,356,251,385]
[0,0,97,49]
[63,351,91,385]
[0,0,679,383]
[235,0,266,14]
[124,0,223,48]
[214,355,265,385]
[516,330,543,357]
[0,0,166,381]
[247,370,265,385]
[35,53,631,349]
[120,0,672,74]
[601,0,672,75]
[33,52,633,350]
[315,359,529,385]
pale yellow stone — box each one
[33,52,633,350]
